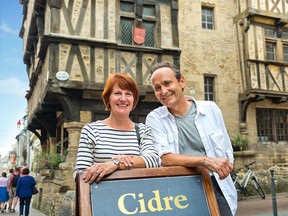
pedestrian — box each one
[8,167,20,212]
[6,168,13,212]
[0,172,9,213]
[146,62,237,215]
[16,167,37,216]
[74,73,160,183]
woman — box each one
[0,172,9,213]
[16,167,37,216]
[74,73,160,183]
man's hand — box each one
[202,157,233,180]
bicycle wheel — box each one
[235,181,243,200]
[252,178,265,199]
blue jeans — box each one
[211,176,233,216]
[19,196,32,216]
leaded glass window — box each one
[120,1,156,47]
[256,109,288,144]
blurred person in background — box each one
[0,172,9,213]
[8,167,20,213]
[16,167,37,216]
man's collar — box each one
[184,96,206,116]
[158,96,206,118]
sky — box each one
[0,1,29,158]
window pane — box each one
[143,5,155,17]
[207,16,213,23]
[120,2,134,13]
[282,31,288,39]
[283,45,288,62]
[265,29,276,38]
[143,22,155,47]
[121,18,133,45]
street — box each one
[237,193,288,216]
[1,203,46,216]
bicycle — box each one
[230,161,265,200]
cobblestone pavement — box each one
[237,193,288,216]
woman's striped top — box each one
[74,121,160,175]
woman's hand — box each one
[82,161,119,183]
[112,155,134,169]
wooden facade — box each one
[235,0,288,123]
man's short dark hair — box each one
[151,62,182,81]
[22,167,30,175]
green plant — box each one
[231,135,249,151]
[34,152,66,171]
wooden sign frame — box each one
[75,166,220,216]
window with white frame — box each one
[202,7,214,30]
[204,76,215,101]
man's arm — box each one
[161,153,233,180]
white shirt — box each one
[146,98,237,215]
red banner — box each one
[133,27,146,44]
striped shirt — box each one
[74,121,160,175]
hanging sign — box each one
[133,27,146,44]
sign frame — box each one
[76,166,220,216]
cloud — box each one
[0,21,18,36]
[0,77,28,97]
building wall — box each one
[179,0,241,135]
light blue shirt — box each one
[146,98,237,215]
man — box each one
[146,62,237,215]
[7,167,20,213]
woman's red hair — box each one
[102,74,139,111]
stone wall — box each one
[234,145,288,197]
[32,165,75,216]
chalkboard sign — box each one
[76,166,219,216]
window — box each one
[256,109,288,144]
[204,76,215,101]
[266,42,276,61]
[283,45,288,62]
[265,29,276,38]
[264,28,288,62]
[120,1,156,47]
[202,7,214,29]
